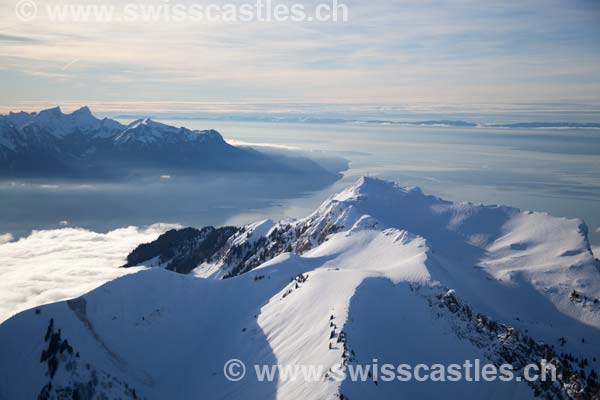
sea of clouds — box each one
[0,224,177,323]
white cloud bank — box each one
[0,224,177,323]
[0,233,13,245]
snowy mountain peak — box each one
[0,105,121,140]
[115,118,226,146]
[116,117,186,144]
[125,117,162,128]
[1,177,599,399]
[123,118,150,129]
[334,175,425,202]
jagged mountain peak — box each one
[71,105,92,116]
[36,105,62,117]
[1,106,344,179]
[115,117,225,145]
[6,110,34,126]
[1,105,122,139]
[1,106,228,146]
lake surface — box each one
[170,119,600,249]
[1,119,599,249]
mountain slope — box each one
[0,177,599,399]
[3,106,124,139]
[0,107,341,179]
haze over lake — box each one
[0,118,598,250]
[186,120,600,245]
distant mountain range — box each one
[0,106,340,179]
[116,113,600,129]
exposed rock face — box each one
[122,226,240,274]
[123,205,344,279]
[37,316,141,400]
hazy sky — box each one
[1,0,600,114]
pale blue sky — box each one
[1,0,599,116]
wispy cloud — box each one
[0,33,40,43]
[0,0,599,109]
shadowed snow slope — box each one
[0,177,599,399]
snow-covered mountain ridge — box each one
[1,177,599,399]
[0,106,339,179]
[1,106,218,142]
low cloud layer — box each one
[0,224,177,323]
[0,233,13,245]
